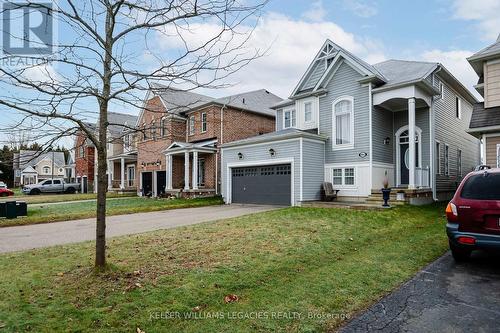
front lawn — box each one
[5,191,135,204]
[0,196,223,227]
[0,204,448,332]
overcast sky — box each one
[2,0,499,148]
[198,0,499,100]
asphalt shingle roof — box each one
[211,89,282,117]
[373,60,437,87]
[107,112,138,135]
[469,102,500,129]
[470,34,500,60]
[17,150,66,170]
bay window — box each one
[284,108,296,128]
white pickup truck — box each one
[22,179,81,195]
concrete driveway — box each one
[0,204,278,253]
[339,251,500,333]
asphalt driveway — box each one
[0,204,278,253]
[339,251,500,333]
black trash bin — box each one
[0,201,6,218]
[16,201,27,217]
[5,201,17,219]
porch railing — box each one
[110,179,136,188]
[415,167,430,188]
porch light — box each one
[156,159,161,166]
[141,162,145,168]
[269,148,276,157]
[383,137,390,145]
[237,152,243,160]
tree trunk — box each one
[95,144,108,267]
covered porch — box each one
[373,82,438,192]
[108,152,137,192]
[164,140,217,198]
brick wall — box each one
[74,131,95,184]
[136,97,275,193]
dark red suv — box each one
[446,168,500,261]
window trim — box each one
[439,82,444,100]
[189,116,195,135]
[160,117,167,137]
[283,106,296,129]
[201,112,207,133]
[444,144,450,176]
[332,96,355,150]
[42,166,51,174]
[435,140,441,175]
[455,96,462,119]
[331,167,356,188]
[457,149,462,177]
[304,101,313,123]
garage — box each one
[231,164,291,205]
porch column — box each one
[192,151,199,190]
[107,168,112,190]
[408,98,416,189]
[166,154,173,190]
[120,157,125,189]
[184,151,190,190]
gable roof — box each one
[291,39,387,97]
[153,84,214,115]
[16,150,66,170]
[107,112,138,136]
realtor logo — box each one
[2,1,53,55]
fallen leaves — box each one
[224,294,239,303]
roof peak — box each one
[374,59,438,66]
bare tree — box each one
[0,0,267,267]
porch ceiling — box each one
[373,83,435,110]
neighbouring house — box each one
[74,112,138,193]
[13,150,66,186]
[220,39,480,206]
[467,34,500,166]
[74,122,96,193]
[136,85,281,197]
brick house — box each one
[74,112,138,193]
[136,85,281,197]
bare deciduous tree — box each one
[0,0,267,267]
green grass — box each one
[6,191,135,205]
[0,196,224,227]
[0,204,448,332]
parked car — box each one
[0,181,7,189]
[446,168,500,261]
[0,187,14,197]
[22,179,81,195]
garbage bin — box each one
[16,201,27,217]
[0,202,6,218]
[5,201,17,219]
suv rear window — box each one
[461,173,500,200]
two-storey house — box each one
[467,34,500,166]
[136,85,281,197]
[221,39,480,206]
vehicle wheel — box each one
[449,240,472,262]
[0,192,7,197]
[30,189,41,195]
[66,187,76,194]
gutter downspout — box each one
[368,83,373,193]
[217,104,227,195]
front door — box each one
[400,143,409,185]
[142,172,152,196]
[156,171,166,196]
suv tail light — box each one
[446,202,458,222]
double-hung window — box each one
[201,113,207,133]
[284,108,296,128]
[455,97,462,119]
[333,97,354,147]
[189,116,195,135]
[332,167,355,186]
[304,102,312,122]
